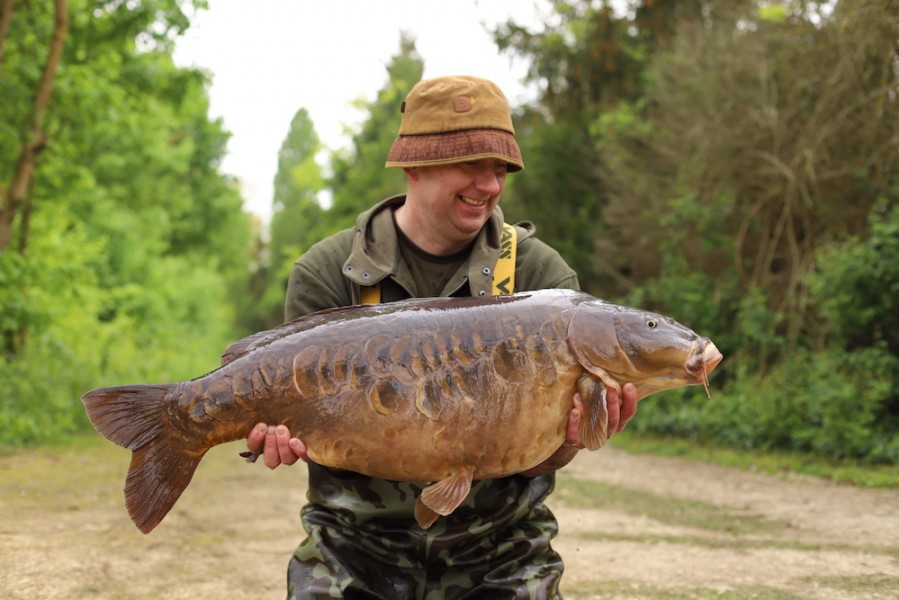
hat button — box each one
[454,96,472,113]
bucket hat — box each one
[385,75,524,172]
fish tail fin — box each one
[82,384,173,449]
[124,434,205,533]
[82,384,204,533]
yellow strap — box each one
[491,222,517,295]
[359,222,517,305]
[360,283,381,305]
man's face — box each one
[406,159,508,249]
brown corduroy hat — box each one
[385,75,524,172]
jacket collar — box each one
[342,195,505,297]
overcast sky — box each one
[172,0,550,222]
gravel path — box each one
[1,440,896,599]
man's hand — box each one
[246,423,309,469]
[565,382,638,448]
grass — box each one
[564,582,806,599]
[608,431,899,489]
[0,432,127,505]
[554,475,790,536]
[568,530,898,558]
[5,427,897,488]
[804,574,899,595]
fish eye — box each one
[646,319,658,329]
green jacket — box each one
[285,195,579,318]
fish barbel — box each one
[82,289,722,533]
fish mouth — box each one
[686,340,724,397]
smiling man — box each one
[247,75,639,599]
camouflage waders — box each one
[287,464,565,599]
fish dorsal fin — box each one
[220,305,375,365]
[576,374,609,450]
[415,466,475,528]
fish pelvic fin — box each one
[413,500,440,529]
[81,384,201,534]
[415,466,475,529]
[577,374,609,451]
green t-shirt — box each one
[394,213,470,298]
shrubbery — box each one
[628,202,899,465]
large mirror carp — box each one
[82,289,722,534]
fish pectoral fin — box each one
[416,466,475,527]
[577,374,609,451]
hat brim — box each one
[385,129,524,172]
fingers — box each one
[565,393,585,448]
[618,382,638,431]
[289,437,309,463]
[607,382,638,437]
[606,386,622,435]
[246,423,309,469]
[262,425,295,468]
[246,423,267,453]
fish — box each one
[82,289,723,533]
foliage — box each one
[629,346,899,465]
[240,34,424,333]
[594,0,898,339]
[496,0,898,464]
[246,108,326,330]
[502,117,608,287]
[3,0,897,470]
[808,199,899,356]
[496,0,650,291]
[0,0,251,445]
[326,32,420,227]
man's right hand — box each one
[246,423,309,469]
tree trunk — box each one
[0,0,67,358]
[0,0,13,63]
[0,0,68,253]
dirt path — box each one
[1,439,896,599]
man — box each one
[247,75,638,599]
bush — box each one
[807,199,899,355]
[631,346,899,465]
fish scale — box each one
[81,289,722,533]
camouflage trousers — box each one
[286,465,565,600]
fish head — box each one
[567,298,723,401]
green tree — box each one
[0,0,253,445]
[594,0,898,364]
[495,0,898,463]
[493,1,650,292]
[326,33,422,227]
[0,0,68,354]
[809,200,899,357]
[246,36,424,331]
[253,108,326,329]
